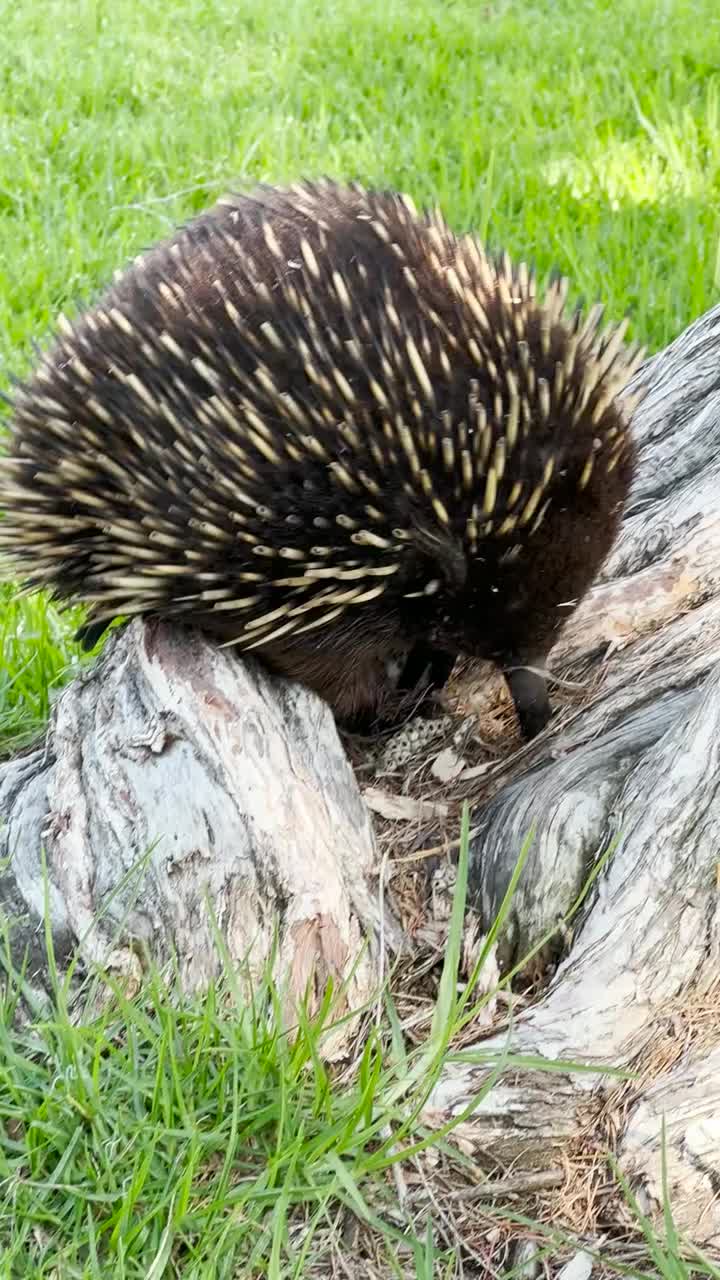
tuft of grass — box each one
[0,586,89,754]
[0,808,527,1276]
[1,812,710,1276]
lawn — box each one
[1,0,720,1273]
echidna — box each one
[0,180,644,738]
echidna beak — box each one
[503,663,551,740]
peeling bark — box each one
[427,305,720,1248]
[0,622,398,1060]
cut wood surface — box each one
[3,303,720,1248]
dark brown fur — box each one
[0,181,643,737]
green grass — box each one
[1,0,720,375]
[1,953,452,1277]
[0,819,530,1276]
[1,820,715,1277]
[2,0,720,1272]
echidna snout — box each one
[0,180,645,739]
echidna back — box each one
[0,181,643,731]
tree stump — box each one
[0,625,400,1062]
[428,304,720,1252]
[3,302,720,1250]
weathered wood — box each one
[0,621,399,1059]
[425,304,720,1247]
[468,304,720,958]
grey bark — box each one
[432,304,720,1249]
[0,622,398,1060]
